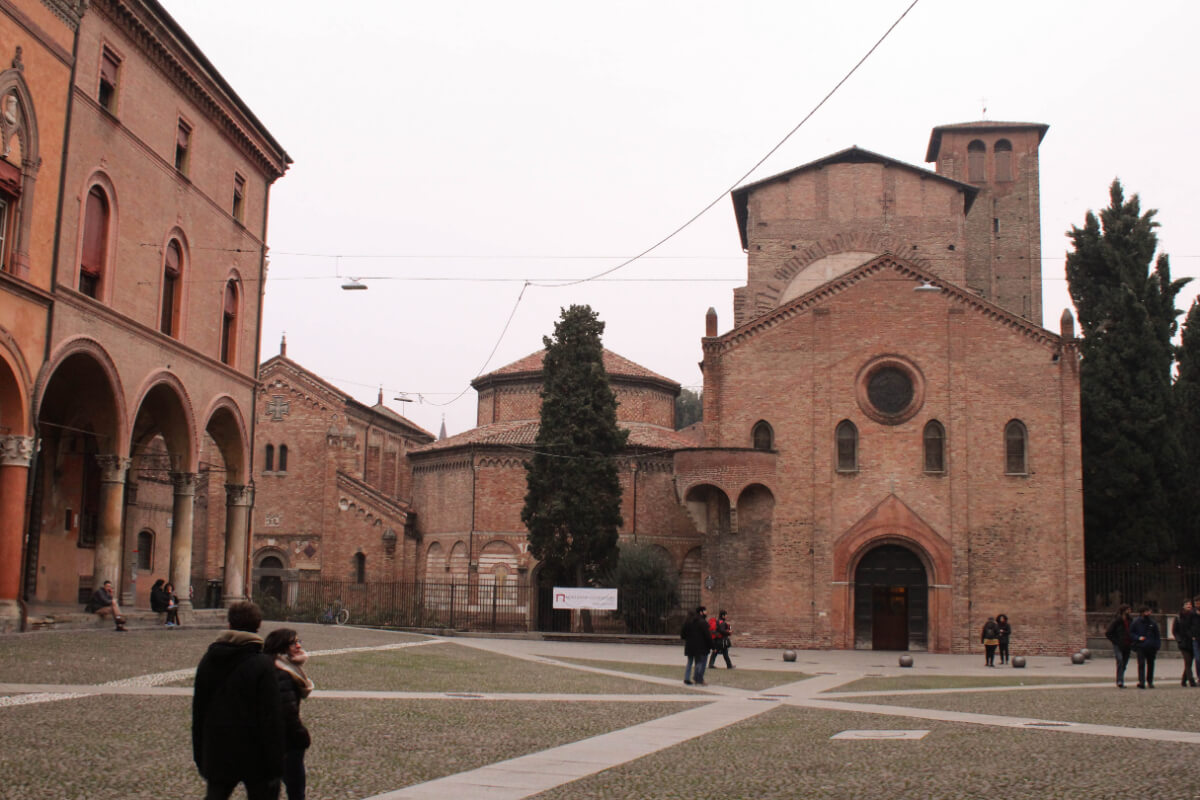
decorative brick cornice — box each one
[92,0,288,178]
[38,0,83,29]
[708,255,1060,358]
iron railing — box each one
[1086,564,1200,612]
[254,578,694,635]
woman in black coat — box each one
[263,628,313,800]
[995,614,1012,665]
[150,579,168,614]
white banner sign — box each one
[552,587,618,610]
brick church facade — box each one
[244,119,1084,654]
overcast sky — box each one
[160,0,1200,438]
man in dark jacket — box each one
[681,606,710,686]
[1129,606,1161,689]
[193,601,285,800]
[1105,604,1133,688]
[1172,600,1197,687]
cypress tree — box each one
[522,305,628,589]
[1065,180,1191,564]
[1175,299,1200,562]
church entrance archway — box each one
[854,543,928,651]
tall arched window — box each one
[220,279,238,365]
[79,186,109,298]
[136,530,153,570]
[752,420,773,451]
[278,444,288,473]
[967,139,986,183]
[160,239,183,336]
[1004,420,1028,475]
[923,420,945,473]
[836,420,858,472]
[354,552,366,584]
[264,443,274,472]
[994,139,1013,182]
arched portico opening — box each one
[30,345,125,604]
[853,543,929,651]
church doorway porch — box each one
[854,543,928,651]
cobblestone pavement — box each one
[1,627,1195,799]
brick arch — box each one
[202,394,249,483]
[830,494,953,653]
[757,232,933,315]
[0,325,31,433]
[682,483,731,536]
[130,370,198,472]
[36,336,128,452]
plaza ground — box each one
[1,624,1197,799]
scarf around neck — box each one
[276,655,314,698]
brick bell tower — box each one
[926,121,1048,323]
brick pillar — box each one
[93,455,131,587]
[223,483,253,606]
[169,472,197,612]
[0,436,33,631]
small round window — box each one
[855,357,924,425]
[867,367,913,415]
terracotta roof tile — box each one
[474,348,677,387]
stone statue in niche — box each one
[1,92,21,159]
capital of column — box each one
[170,471,198,497]
[225,483,254,508]
[0,435,35,467]
[95,454,131,483]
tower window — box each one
[836,420,858,472]
[752,421,773,451]
[967,140,986,182]
[264,443,274,472]
[278,444,288,473]
[923,420,945,473]
[1004,420,1028,475]
[994,139,1013,182]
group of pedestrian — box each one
[680,606,735,685]
[979,613,1012,666]
[1104,602,1186,689]
[1111,597,1200,691]
[192,601,313,800]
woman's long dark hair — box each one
[263,627,299,656]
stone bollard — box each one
[899,654,914,668]
[783,650,797,662]
[1071,652,1085,665]
[1081,648,1091,660]
[1012,656,1026,668]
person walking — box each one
[1105,604,1133,688]
[264,629,314,800]
[1129,605,1161,689]
[192,601,285,800]
[1172,600,1197,687]
[981,616,1000,667]
[680,606,710,686]
[707,610,734,669]
[995,614,1012,665]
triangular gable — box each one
[731,146,979,249]
[708,253,1064,357]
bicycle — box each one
[317,599,350,626]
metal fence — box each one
[1085,564,1200,612]
[254,578,695,635]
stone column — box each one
[169,472,196,612]
[0,436,34,631]
[93,455,130,588]
[222,483,253,607]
